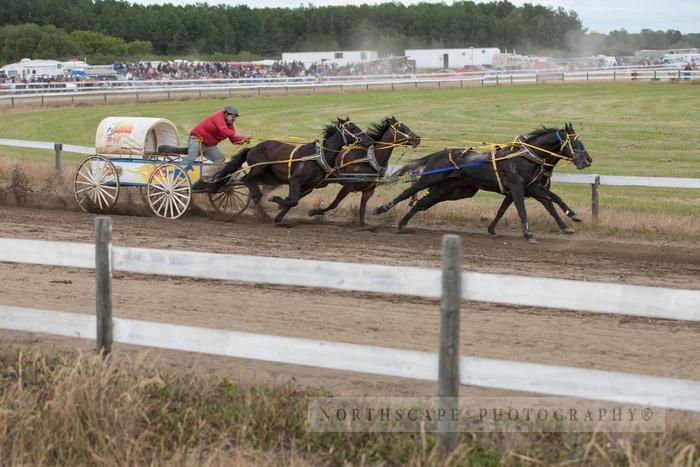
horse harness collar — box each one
[330,120,413,176]
[287,122,363,177]
[489,132,576,194]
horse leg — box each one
[374,180,430,215]
[488,196,513,235]
[270,176,301,208]
[526,186,574,234]
[397,189,446,231]
[242,175,270,222]
[273,178,303,224]
[548,191,581,222]
[309,185,352,217]
[510,183,536,243]
[358,187,375,227]
[538,197,574,233]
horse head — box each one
[335,117,373,148]
[387,116,421,148]
[559,123,592,170]
[525,125,591,170]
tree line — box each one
[0,0,698,64]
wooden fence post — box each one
[53,143,62,176]
[591,175,600,224]
[437,234,461,453]
[95,216,113,356]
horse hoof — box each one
[563,227,575,234]
[396,227,413,234]
[309,209,322,217]
[527,237,538,244]
[274,222,294,228]
[358,225,377,232]
[570,214,582,223]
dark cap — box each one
[223,105,239,116]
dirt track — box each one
[0,204,698,397]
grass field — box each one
[0,82,698,237]
[2,349,697,466]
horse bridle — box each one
[336,121,366,145]
[555,130,580,161]
[389,121,414,144]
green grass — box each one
[1,82,699,219]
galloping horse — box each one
[217,117,372,224]
[374,124,592,243]
[309,116,421,226]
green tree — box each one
[0,23,80,63]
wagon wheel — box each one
[139,154,177,205]
[207,180,251,221]
[146,163,192,219]
[73,155,120,213]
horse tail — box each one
[212,148,252,191]
[392,153,435,178]
[221,147,251,176]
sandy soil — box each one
[0,204,698,399]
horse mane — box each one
[322,122,338,140]
[524,126,559,142]
[367,118,391,141]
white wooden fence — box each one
[0,223,699,417]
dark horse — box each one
[374,124,592,243]
[309,116,421,226]
[216,117,372,224]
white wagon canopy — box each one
[95,116,180,157]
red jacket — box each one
[190,111,245,146]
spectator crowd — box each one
[1,57,415,84]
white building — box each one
[663,53,700,66]
[1,58,69,79]
[281,50,378,67]
[405,47,500,70]
[494,52,557,69]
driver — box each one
[184,105,251,164]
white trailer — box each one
[0,58,66,80]
[405,47,501,70]
[281,50,378,67]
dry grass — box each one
[0,157,698,243]
[0,348,698,466]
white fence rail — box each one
[0,228,699,416]
[0,137,93,155]
[0,304,698,412]
[1,237,698,321]
[1,66,697,108]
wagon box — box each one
[73,116,250,220]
